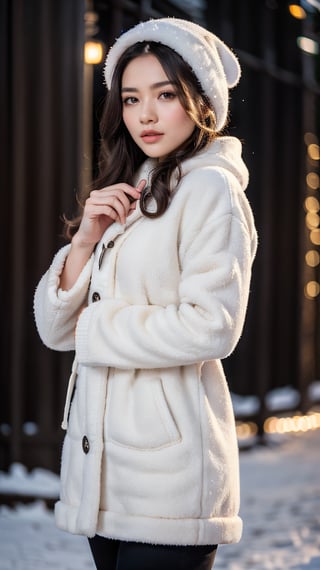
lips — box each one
[140,130,163,143]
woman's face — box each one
[121,54,195,160]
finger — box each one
[136,179,147,192]
[89,188,130,206]
[89,189,133,219]
[124,179,147,204]
[105,195,128,224]
[84,202,124,225]
[86,195,128,224]
[90,181,146,205]
[90,183,138,201]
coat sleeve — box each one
[75,184,257,369]
[34,244,94,351]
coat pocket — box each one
[105,371,181,450]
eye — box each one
[122,96,138,105]
[159,91,176,100]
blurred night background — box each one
[0,0,319,473]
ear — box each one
[209,35,241,88]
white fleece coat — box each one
[34,136,257,546]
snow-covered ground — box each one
[1,385,319,569]
[1,430,319,569]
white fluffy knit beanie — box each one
[104,17,241,131]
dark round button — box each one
[107,240,115,248]
[82,435,90,454]
[92,291,101,302]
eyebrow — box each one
[121,80,174,93]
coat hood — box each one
[179,136,249,191]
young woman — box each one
[34,17,257,570]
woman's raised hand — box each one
[76,179,146,249]
[59,180,146,291]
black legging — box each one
[88,535,218,570]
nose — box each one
[139,99,157,124]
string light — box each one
[306,172,319,189]
[310,229,320,245]
[236,411,320,440]
[305,280,320,297]
[308,143,320,160]
[289,4,307,18]
[304,132,320,301]
[306,212,320,229]
[84,41,104,64]
[297,36,319,55]
[264,411,320,434]
[305,249,320,266]
[304,196,320,212]
[236,421,258,439]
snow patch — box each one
[231,392,260,416]
[265,385,301,411]
[309,380,320,402]
[0,463,59,498]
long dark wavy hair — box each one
[64,41,218,239]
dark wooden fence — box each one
[0,0,84,471]
[1,0,319,475]
[208,0,320,430]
